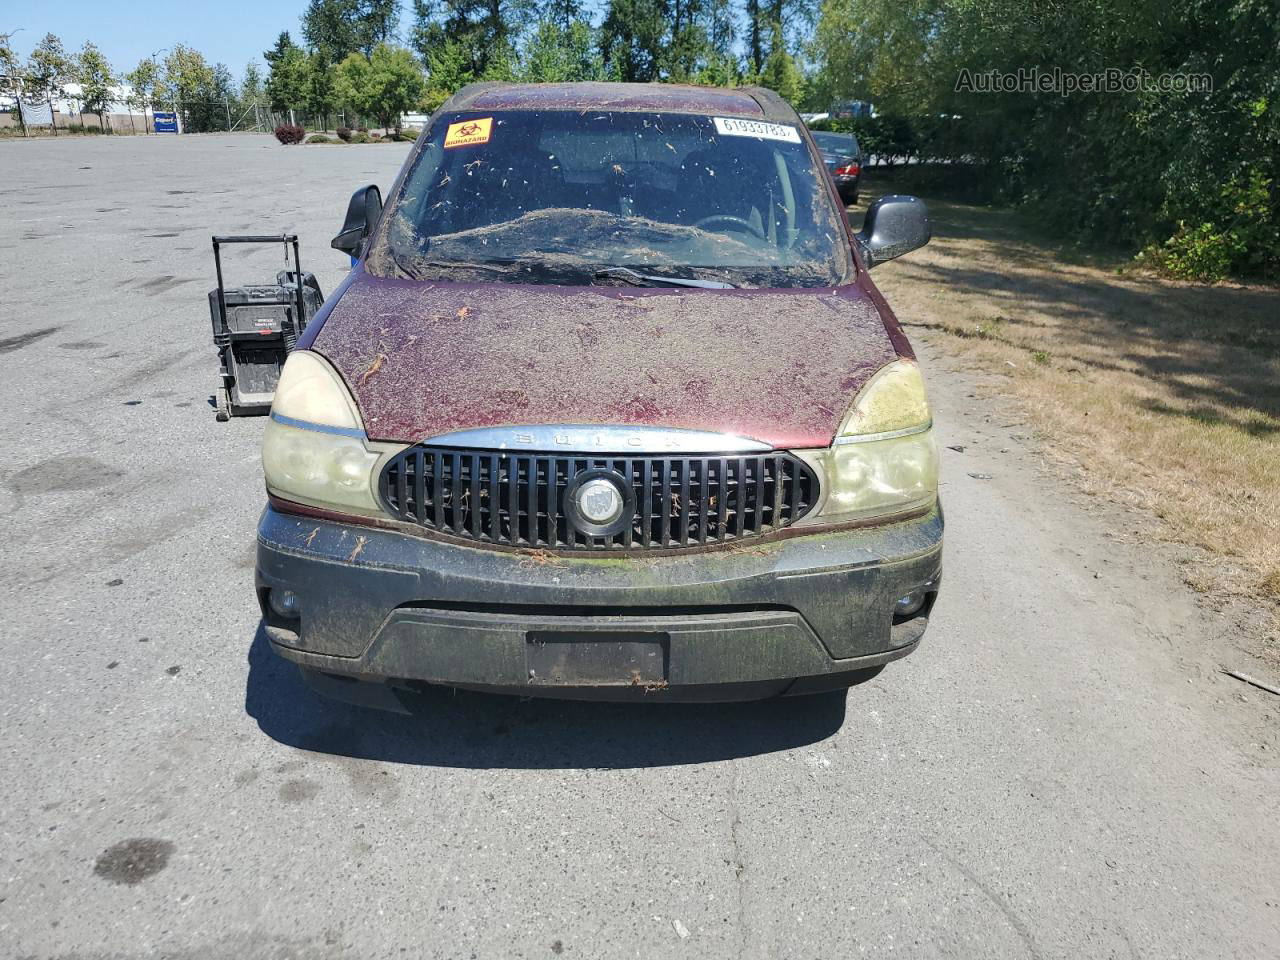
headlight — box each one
[796,359,938,523]
[262,351,404,516]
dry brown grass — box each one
[858,174,1280,607]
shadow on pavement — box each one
[244,625,850,769]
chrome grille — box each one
[378,447,819,551]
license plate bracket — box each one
[525,631,669,686]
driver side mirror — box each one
[855,195,930,268]
[331,184,383,260]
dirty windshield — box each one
[374,110,852,288]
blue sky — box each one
[4,1,406,79]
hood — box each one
[310,275,899,449]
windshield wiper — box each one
[593,267,735,290]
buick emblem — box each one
[564,469,634,537]
[576,477,623,524]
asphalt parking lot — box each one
[1,134,1277,959]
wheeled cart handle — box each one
[211,234,305,340]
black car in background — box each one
[810,130,862,205]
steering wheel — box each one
[693,214,767,241]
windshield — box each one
[371,109,853,288]
[810,131,859,158]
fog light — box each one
[894,590,926,619]
[269,589,301,619]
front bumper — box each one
[255,504,942,704]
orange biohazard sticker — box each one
[444,117,493,148]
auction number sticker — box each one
[713,117,801,143]
[444,117,493,148]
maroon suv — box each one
[256,82,940,708]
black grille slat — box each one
[660,459,672,546]
[413,450,426,524]
[678,461,691,546]
[621,458,634,549]
[429,451,442,529]
[641,459,653,547]
[487,453,500,541]
[747,455,757,537]
[716,457,729,538]
[379,446,818,551]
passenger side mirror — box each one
[331,184,383,259]
[855,195,930,268]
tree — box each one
[600,0,667,82]
[542,0,582,29]
[335,43,426,131]
[302,51,339,128]
[809,0,1280,279]
[304,0,402,60]
[75,42,116,126]
[521,17,605,83]
[159,44,213,103]
[419,34,475,113]
[599,0,724,83]
[158,45,215,131]
[200,62,236,130]
[0,30,21,97]
[241,62,264,103]
[266,36,309,116]
[26,33,73,98]
[757,22,803,106]
[412,0,532,78]
[125,56,160,131]
[264,32,296,71]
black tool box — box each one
[209,234,324,420]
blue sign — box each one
[154,111,178,134]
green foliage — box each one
[0,32,20,94]
[158,44,213,103]
[335,44,425,130]
[1135,170,1277,281]
[810,0,1280,280]
[417,31,475,113]
[241,63,264,102]
[412,0,531,79]
[480,41,519,82]
[266,36,309,114]
[124,56,159,116]
[75,42,116,120]
[520,18,605,83]
[27,33,73,97]
[600,0,666,82]
[303,0,401,60]
[302,51,338,126]
[306,133,335,143]
[350,129,372,143]
[756,23,803,105]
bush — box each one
[336,126,352,142]
[356,126,368,133]
[350,131,371,144]
[306,134,334,144]
[1134,170,1277,282]
[274,124,306,145]
[371,131,381,139]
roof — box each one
[442,82,798,123]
